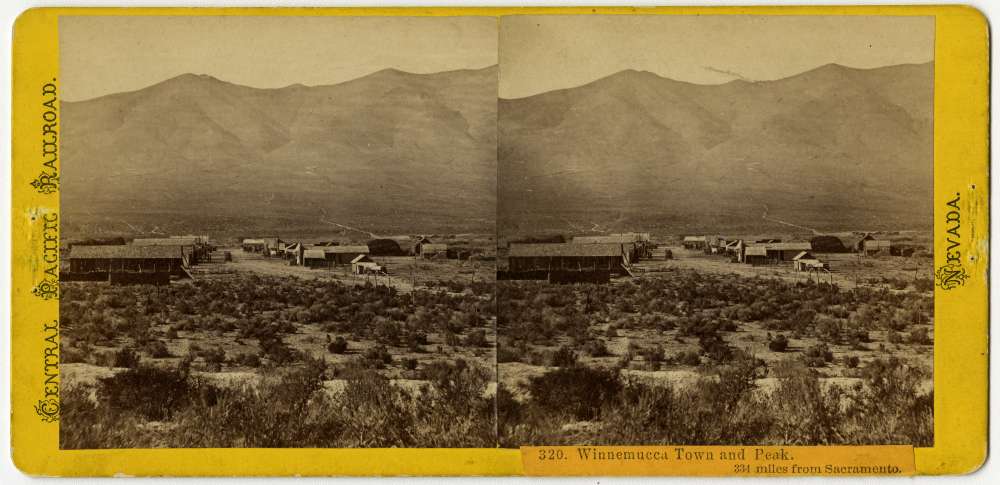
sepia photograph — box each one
[57,15,499,449]
[496,15,935,447]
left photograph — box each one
[57,15,499,449]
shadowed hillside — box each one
[62,66,498,238]
[499,62,933,237]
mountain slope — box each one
[499,62,933,236]
[61,67,499,238]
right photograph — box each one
[497,15,935,446]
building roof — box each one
[864,239,892,249]
[792,251,817,261]
[242,238,267,245]
[303,249,326,259]
[573,235,637,244]
[509,243,623,258]
[70,245,184,259]
[764,242,813,251]
[421,243,448,252]
[350,254,372,264]
[744,246,768,257]
[133,237,197,246]
[322,245,370,254]
[683,236,707,242]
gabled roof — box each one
[70,245,184,259]
[350,254,372,264]
[683,236,707,242]
[792,251,817,261]
[744,246,768,256]
[242,238,267,245]
[303,249,326,259]
[421,243,448,252]
[509,243,623,258]
[322,245,370,254]
[133,237,197,246]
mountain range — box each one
[62,62,932,239]
[61,66,499,238]
[499,62,933,236]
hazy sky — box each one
[60,16,498,101]
[500,15,934,98]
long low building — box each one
[505,243,631,283]
[323,245,371,264]
[64,245,188,284]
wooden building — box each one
[351,254,385,275]
[682,236,707,250]
[64,245,187,284]
[742,246,768,265]
[741,242,812,264]
[572,234,647,260]
[863,239,892,256]
[323,245,371,264]
[242,238,267,253]
[132,237,203,265]
[303,249,328,268]
[792,251,828,271]
[420,243,448,259]
[504,243,630,283]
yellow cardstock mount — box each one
[10,5,989,477]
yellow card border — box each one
[10,5,989,477]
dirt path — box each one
[762,204,820,235]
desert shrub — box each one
[549,345,578,368]
[527,367,622,421]
[844,355,860,369]
[233,352,261,367]
[639,345,665,370]
[768,334,789,352]
[327,336,349,354]
[62,346,88,364]
[143,339,171,358]
[906,327,931,345]
[401,358,418,371]
[112,347,141,369]
[362,345,393,368]
[673,350,702,366]
[802,343,834,367]
[584,339,611,357]
[886,330,903,344]
[259,335,298,365]
[197,345,227,365]
[464,329,489,348]
[699,334,734,364]
[96,365,199,421]
[768,364,843,444]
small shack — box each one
[303,249,328,269]
[743,246,768,265]
[682,236,707,250]
[863,239,892,257]
[420,243,448,259]
[242,238,267,253]
[792,251,828,271]
[351,254,384,275]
